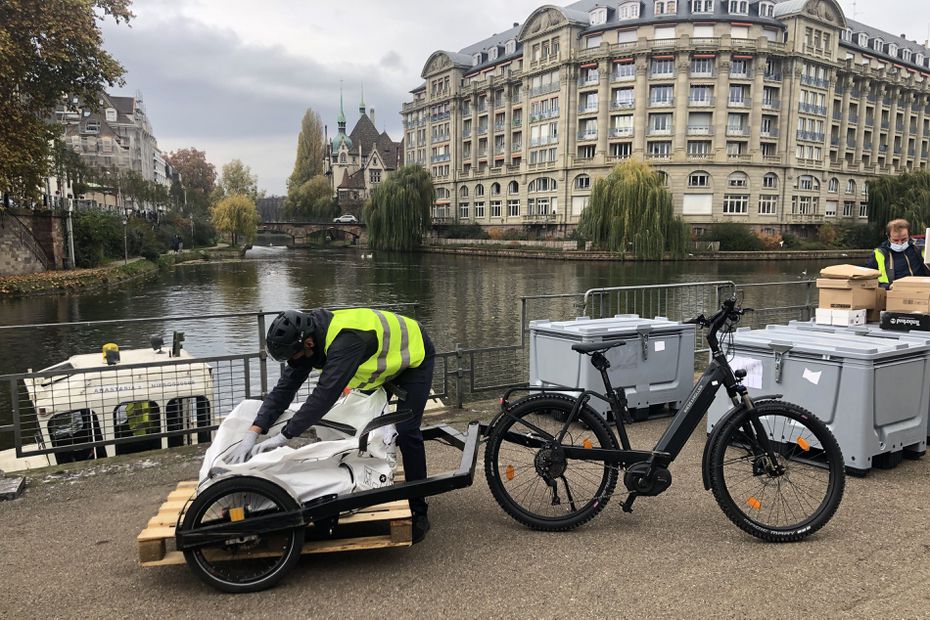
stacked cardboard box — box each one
[886,277,930,313]
[816,264,884,324]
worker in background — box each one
[227,308,435,543]
[866,218,930,288]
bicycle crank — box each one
[623,462,672,497]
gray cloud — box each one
[380,50,405,71]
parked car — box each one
[333,214,358,223]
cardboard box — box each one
[886,277,930,313]
[817,278,880,310]
[832,309,867,327]
[819,264,882,280]
[868,287,886,322]
[880,311,930,332]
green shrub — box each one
[440,224,489,239]
[707,223,764,251]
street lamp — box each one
[122,209,129,264]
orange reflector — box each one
[746,497,762,510]
[797,437,811,452]
[583,438,593,449]
[505,465,515,481]
[229,507,246,522]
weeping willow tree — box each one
[579,160,690,259]
[868,171,930,233]
[364,165,434,251]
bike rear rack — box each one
[175,422,481,550]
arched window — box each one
[727,171,749,188]
[847,179,857,195]
[339,153,346,163]
[529,177,557,192]
[491,182,501,195]
[459,185,469,198]
[574,174,591,190]
[828,178,839,193]
[475,183,485,197]
[657,171,669,186]
[688,170,711,187]
[762,172,778,189]
[797,175,819,191]
[508,180,519,194]
[505,39,517,55]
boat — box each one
[0,333,215,472]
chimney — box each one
[369,108,376,125]
[513,22,519,27]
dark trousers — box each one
[390,334,435,517]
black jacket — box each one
[866,239,930,287]
[252,308,379,438]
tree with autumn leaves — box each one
[0,0,133,201]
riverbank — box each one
[419,244,874,262]
[0,247,245,297]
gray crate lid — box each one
[730,324,930,360]
[529,315,692,338]
[784,320,930,346]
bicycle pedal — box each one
[621,493,638,513]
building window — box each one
[797,175,819,191]
[505,39,517,55]
[370,169,382,184]
[728,0,748,15]
[687,140,712,156]
[648,141,672,158]
[690,57,714,76]
[689,171,710,187]
[650,85,674,104]
[490,200,502,217]
[589,7,607,24]
[843,201,854,217]
[578,144,596,159]
[828,178,838,193]
[723,194,749,214]
[472,53,482,66]
[491,182,501,196]
[611,142,633,158]
[474,201,485,218]
[763,173,778,188]
[575,174,591,190]
[691,0,713,14]
[655,1,677,15]
[619,1,641,19]
[758,195,778,215]
[825,201,838,217]
[507,199,520,217]
[846,179,857,194]
[759,1,774,17]
[475,184,485,197]
[651,58,675,77]
[728,171,749,188]
[859,202,869,218]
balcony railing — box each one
[511,143,522,152]
[609,127,634,138]
[728,97,751,108]
[578,103,599,114]
[648,127,673,136]
[477,127,488,135]
[577,130,598,141]
[761,99,781,110]
[796,130,825,142]
[729,70,751,80]
[689,96,715,107]
[687,125,712,136]
[494,122,506,133]
[512,119,522,128]
[430,154,451,162]
[528,83,559,97]
[763,72,782,83]
[726,126,750,137]
[800,75,830,89]
[578,74,599,86]
[798,103,826,116]
[760,128,780,138]
[610,100,635,110]
[649,97,675,107]
[611,71,636,83]
[649,71,675,80]
[462,130,471,138]
[690,70,716,79]
[430,111,451,122]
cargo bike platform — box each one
[138,423,480,592]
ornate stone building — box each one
[402,0,930,235]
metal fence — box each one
[0,282,818,462]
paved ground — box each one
[2,403,929,618]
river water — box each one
[0,246,839,372]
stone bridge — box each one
[257,221,366,247]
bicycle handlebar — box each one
[685,298,753,347]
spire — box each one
[332,81,352,153]
[359,83,366,116]
[337,82,346,125]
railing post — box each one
[454,343,464,409]
[257,311,268,397]
[803,281,815,321]
[10,378,22,457]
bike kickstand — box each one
[621,492,638,513]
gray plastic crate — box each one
[529,315,695,418]
[707,324,930,474]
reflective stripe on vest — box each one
[324,309,425,390]
[875,248,890,284]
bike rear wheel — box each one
[484,395,619,531]
[708,400,845,542]
[181,476,305,593]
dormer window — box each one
[691,0,713,13]
[728,0,748,15]
[841,28,852,42]
[589,7,608,25]
[505,39,517,55]
[759,1,774,17]
[488,46,498,61]
[619,1,640,20]
[888,43,898,58]
[655,1,677,15]
[105,108,117,122]
[872,37,884,52]
[472,52,482,66]
[916,53,925,66]
[857,33,869,47]
[902,49,912,62]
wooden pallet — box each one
[138,480,412,567]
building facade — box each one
[402,0,930,235]
[328,90,403,213]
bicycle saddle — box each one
[571,341,627,354]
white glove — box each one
[226,430,258,464]
[251,433,289,457]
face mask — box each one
[890,241,909,252]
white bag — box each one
[199,389,398,503]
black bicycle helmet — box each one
[266,310,314,362]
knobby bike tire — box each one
[484,394,619,531]
[708,400,845,542]
[182,476,305,593]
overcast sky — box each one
[101,0,930,195]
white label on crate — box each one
[730,356,763,389]
[654,340,666,352]
[803,368,822,385]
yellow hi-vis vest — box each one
[874,246,923,285]
[324,309,426,390]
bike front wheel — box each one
[181,476,305,593]
[484,394,619,531]
[708,400,845,542]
